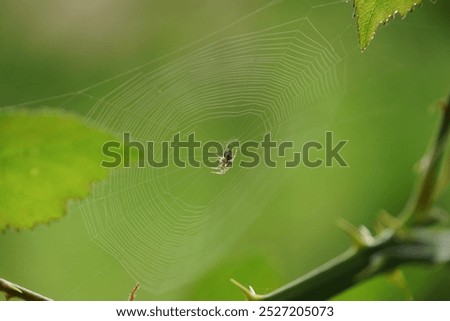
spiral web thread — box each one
[70,1,349,294]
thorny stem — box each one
[233,95,450,301]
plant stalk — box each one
[0,278,52,301]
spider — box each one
[211,146,236,175]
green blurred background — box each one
[0,0,449,300]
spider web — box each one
[4,0,358,296]
[73,0,352,294]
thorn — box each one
[337,218,375,249]
[359,225,375,243]
[7,282,23,294]
[248,286,256,296]
[230,279,261,301]
[337,218,363,247]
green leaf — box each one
[0,109,113,231]
[354,0,423,51]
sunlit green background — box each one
[1,0,449,300]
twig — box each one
[232,95,450,300]
[401,95,450,224]
[128,283,140,301]
[0,278,52,301]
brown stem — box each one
[0,278,52,301]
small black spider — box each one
[223,148,233,163]
[211,147,236,175]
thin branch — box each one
[401,95,450,224]
[128,283,140,301]
[0,278,52,301]
[237,227,449,300]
